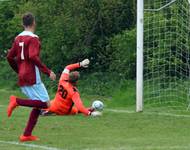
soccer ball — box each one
[92,100,104,111]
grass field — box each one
[1,87,190,150]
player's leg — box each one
[41,104,79,116]
[13,83,50,142]
[19,108,41,142]
[7,83,50,117]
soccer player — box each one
[6,12,56,142]
[41,59,101,117]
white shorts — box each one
[21,83,50,102]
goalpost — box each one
[136,0,190,112]
[136,0,144,112]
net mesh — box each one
[143,0,190,110]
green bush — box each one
[106,29,136,79]
[0,60,17,89]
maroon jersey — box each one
[7,31,51,86]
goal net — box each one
[143,0,190,110]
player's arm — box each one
[7,41,18,73]
[29,38,51,76]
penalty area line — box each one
[106,108,190,118]
[0,140,63,150]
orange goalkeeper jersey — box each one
[48,63,90,115]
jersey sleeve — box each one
[60,63,80,81]
[65,63,80,71]
[71,92,90,116]
[29,38,51,76]
[7,40,18,73]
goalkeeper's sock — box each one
[23,108,40,136]
[16,98,48,109]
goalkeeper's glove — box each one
[89,111,102,117]
[80,59,90,68]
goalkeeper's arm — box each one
[63,59,90,74]
[60,59,90,81]
[72,92,91,116]
[72,92,102,117]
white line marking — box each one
[145,146,190,150]
[0,140,63,150]
[0,139,189,150]
[0,140,189,150]
[106,108,190,118]
[84,145,190,150]
[1,103,190,118]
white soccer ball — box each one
[92,100,104,111]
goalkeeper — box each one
[41,59,101,117]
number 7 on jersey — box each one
[19,42,25,60]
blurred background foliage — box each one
[0,0,136,98]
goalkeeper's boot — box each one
[19,135,39,142]
[40,110,54,116]
[7,95,18,117]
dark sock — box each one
[16,98,48,109]
[24,108,41,136]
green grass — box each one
[1,85,190,150]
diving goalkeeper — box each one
[41,59,101,117]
